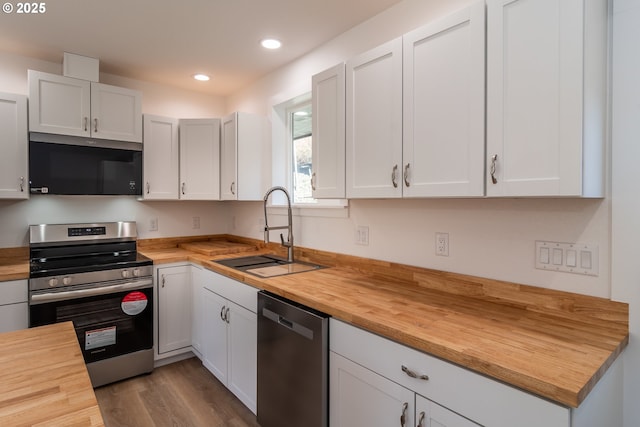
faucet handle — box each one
[280,233,291,247]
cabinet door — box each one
[221,112,264,201]
[0,279,28,333]
[201,287,229,384]
[142,115,179,200]
[312,63,346,199]
[179,118,221,200]
[416,395,479,427]
[0,93,28,199]
[28,70,91,137]
[330,351,415,427]
[220,113,238,200]
[486,0,604,196]
[403,2,485,197]
[346,38,403,198]
[190,266,204,356]
[227,301,257,414]
[90,82,143,142]
[157,266,192,354]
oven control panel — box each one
[68,226,106,237]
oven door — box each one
[30,283,153,363]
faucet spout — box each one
[263,186,294,262]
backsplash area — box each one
[0,197,230,247]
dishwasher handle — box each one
[262,307,314,340]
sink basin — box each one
[214,255,324,278]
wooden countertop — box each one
[0,237,628,410]
[0,322,104,426]
[139,236,629,409]
[0,247,29,281]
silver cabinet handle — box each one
[230,182,236,195]
[225,307,230,323]
[19,176,24,192]
[181,182,186,195]
[220,305,226,322]
[311,172,316,191]
[402,365,429,381]
[400,402,408,427]
[161,275,165,288]
[94,117,98,133]
[490,154,498,184]
[392,165,399,188]
[417,411,425,427]
[146,182,150,194]
[404,163,410,187]
[84,117,88,132]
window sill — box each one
[266,201,349,218]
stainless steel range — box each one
[28,221,154,387]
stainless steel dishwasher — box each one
[257,290,329,427]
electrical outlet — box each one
[149,217,158,232]
[192,216,200,229]
[356,226,369,245]
[435,232,449,256]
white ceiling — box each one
[0,0,404,96]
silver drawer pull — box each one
[402,365,429,381]
[400,402,408,427]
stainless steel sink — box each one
[214,255,324,278]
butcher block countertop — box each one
[0,236,628,412]
[139,235,629,409]
[0,247,28,281]
[0,322,104,426]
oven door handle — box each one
[30,278,153,304]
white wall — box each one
[0,198,230,247]
[0,51,231,246]
[611,0,640,426]
[227,0,613,299]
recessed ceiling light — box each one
[261,38,282,50]
[193,74,210,81]
[294,111,308,116]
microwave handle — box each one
[30,279,153,305]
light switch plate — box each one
[535,241,599,276]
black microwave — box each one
[29,132,143,196]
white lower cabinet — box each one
[416,395,479,427]
[200,269,257,414]
[0,280,28,333]
[330,319,624,427]
[331,352,476,427]
[156,265,192,356]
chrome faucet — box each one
[263,186,294,262]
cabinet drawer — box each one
[330,319,569,427]
[203,270,257,313]
[0,280,28,305]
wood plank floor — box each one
[95,357,260,427]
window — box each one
[269,92,347,215]
[290,102,313,204]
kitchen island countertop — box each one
[0,322,104,426]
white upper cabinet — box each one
[312,63,346,199]
[220,112,265,201]
[0,92,28,199]
[403,1,486,197]
[142,115,179,200]
[28,70,142,142]
[346,38,403,199]
[28,70,90,137]
[179,118,221,200]
[90,82,143,142]
[486,0,607,197]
